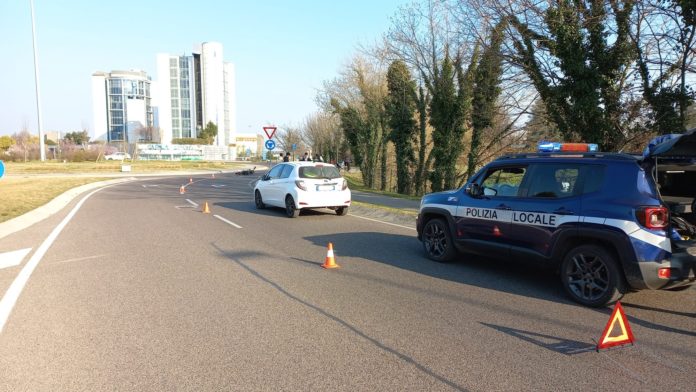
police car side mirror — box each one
[465,183,482,197]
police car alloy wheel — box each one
[285,195,300,218]
[560,245,625,307]
[254,190,265,209]
[422,219,456,262]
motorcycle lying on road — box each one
[235,166,256,175]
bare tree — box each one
[302,112,342,162]
[631,0,696,133]
[275,126,305,159]
[322,54,389,189]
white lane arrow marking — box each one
[0,248,32,270]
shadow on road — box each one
[213,245,468,392]
[302,232,696,340]
[303,231,571,305]
[481,322,596,356]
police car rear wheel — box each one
[422,218,455,262]
[561,245,625,307]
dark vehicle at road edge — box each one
[417,132,696,307]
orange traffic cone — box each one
[179,185,186,194]
[202,202,211,214]
[321,243,340,269]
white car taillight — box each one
[341,179,348,190]
[295,180,307,191]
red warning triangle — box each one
[263,126,277,139]
[596,301,635,350]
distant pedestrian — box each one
[283,152,290,162]
[344,156,352,172]
[301,152,310,161]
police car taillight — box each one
[636,206,669,229]
[537,141,599,153]
[657,268,671,279]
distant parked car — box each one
[104,152,131,161]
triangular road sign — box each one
[263,126,277,139]
[596,301,635,350]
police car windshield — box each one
[299,166,341,179]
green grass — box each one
[351,200,418,216]
[0,161,418,224]
[343,171,422,201]
[0,160,255,223]
[0,177,110,223]
[3,160,247,174]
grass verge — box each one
[343,171,422,201]
[3,160,246,174]
[0,177,110,223]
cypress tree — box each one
[386,60,418,194]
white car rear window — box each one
[299,166,341,179]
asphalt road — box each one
[0,173,694,391]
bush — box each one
[173,138,207,145]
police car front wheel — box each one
[560,245,626,307]
[422,218,456,262]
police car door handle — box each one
[496,204,512,210]
[553,208,575,215]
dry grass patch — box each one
[3,160,244,174]
[0,177,109,223]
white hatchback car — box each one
[254,162,351,218]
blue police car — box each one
[416,131,696,307]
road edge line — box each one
[0,185,111,334]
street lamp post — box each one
[30,0,45,161]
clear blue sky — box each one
[0,0,409,137]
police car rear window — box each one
[527,164,604,198]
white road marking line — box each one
[51,254,108,265]
[211,184,226,188]
[0,185,111,334]
[0,248,32,270]
[214,214,243,229]
[185,199,198,207]
[349,214,416,231]
[175,206,194,209]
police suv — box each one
[417,132,696,307]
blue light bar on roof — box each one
[537,141,599,153]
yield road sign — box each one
[263,126,277,139]
[265,139,276,150]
